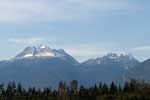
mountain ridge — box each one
[0,45,147,88]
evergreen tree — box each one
[0,80,150,100]
[0,84,3,95]
[17,82,22,95]
[109,81,117,94]
[102,84,108,94]
[123,82,130,93]
[6,82,14,96]
[118,85,122,93]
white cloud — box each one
[6,38,150,62]
[64,45,125,62]
[128,46,150,61]
[0,0,138,23]
[131,46,150,51]
[9,37,44,44]
[65,45,150,62]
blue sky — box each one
[0,0,150,62]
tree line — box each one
[0,80,150,100]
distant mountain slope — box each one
[0,45,79,88]
[15,45,79,65]
[126,59,150,82]
[79,53,139,86]
[82,53,139,69]
[0,46,140,88]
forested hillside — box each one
[0,80,150,100]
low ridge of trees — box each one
[0,80,150,100]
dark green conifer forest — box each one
[0,80,150,100]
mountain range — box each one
[0,45,149,88]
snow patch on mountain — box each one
[23,54,33,58]
[39,45,47,49]
[35,52,55,57]
[15,45,67,59]
[82,53,139,69]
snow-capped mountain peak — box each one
[15,45,67,59]
[105,53,119,59]
[82,53,139,69]
[103,53,136,61]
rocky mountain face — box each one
[0,45,141,88]
[14,45,78,65]
[125,59,150,82]
[79,53,139,86]
[0,45,79,88]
